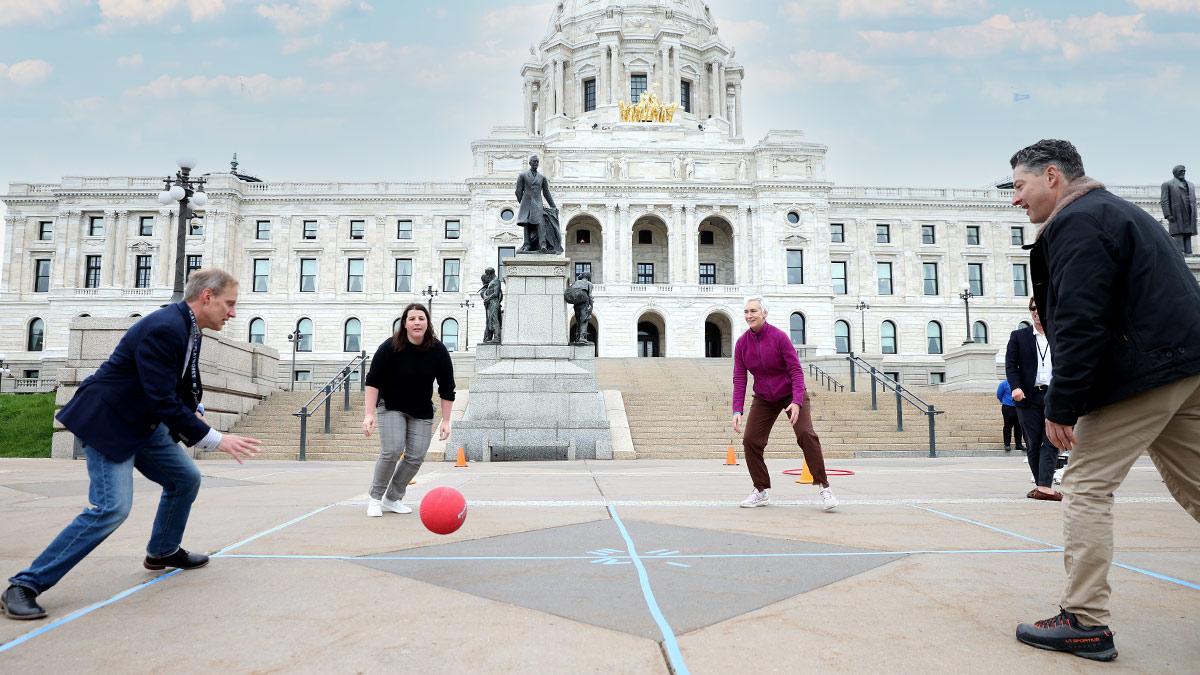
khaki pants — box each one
[1061,372,1200,626]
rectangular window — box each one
[583,78,596,112]
[877,262,893,295]
[303,220,318,240]
[85,255,102,289]
[256,220,271,240]
[831,261,847,295]
[630,74,647,103]
[699,230,714,246]
[968,262,984,296]
[830,223,845,243]
[637,229,652,244]
[1013,263,1029,297]
[88,216,105,237]
[139,216,154,236]
[188,216,204,236]
[966,225,980,245]
[394,258,412,292]
[921,225,936,245]
[253,259,270,293]
[442,258,460,292]
[23,369,39,380]
[577,229,591,244]
[680,80,692,113]
[575,261,592,279]
[929,372,946,385]
[637,262,654,285]
[699,263,716,285]
[786,249,804,285]
[923,262,939,296]
[38,220,54,241]
[34,259,51,292]
[346,258,365,292]
[300,258,317,292]
[293,370,312,383]
[350,219,365,240]
[1011,226,1025,246]
[498,246,516,279]
[186,255,202,280]
[876,224,890,244]
[135,255,152,289]
[444,219,461,240]
[397,219,413,240]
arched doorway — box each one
[631,215,669,284]
[703,311,733,357]
[697,216,735,285]
[565,214,604,283]
[636,312,666,357]
[568,314,600,356]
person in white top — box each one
[1005,298,1063,500]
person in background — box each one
[1005,298,1063,501]
[996,379,1025,453]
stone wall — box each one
[51,317,281,459]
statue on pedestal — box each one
[515,155,564,254]
[1161,165,1196,255]
[480,267,502,344]
[564,271,594,345]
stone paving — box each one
[0,456,1196,673]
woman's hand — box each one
[362,413,377,438]
[437,419,451,441]
[785,403,800,425]
[732,413,742,433]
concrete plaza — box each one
[0,455,1196,673]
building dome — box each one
[544,0,719,43]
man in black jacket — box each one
[1004,298,1062,500]
[1009,139,1200,662]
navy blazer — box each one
[1005,326,1047,408]
[57,302,211,461]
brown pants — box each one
[742,394,829,490]
[1062,372,1200,626]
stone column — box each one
[52,211,73,288]
[709,61,718,119]
[670,205,685,284]
[659,47,668,99]
[102,211,123,286]
[617,201,631,282]
[598,50,608,106]
[1,216,17,292]
[604,203,617,283]
[735,205,749,286]
[734,83,744,137]
[157,209,175,287]
[552,60,561,115]
[523,79,534,132]
[609,46,619,104]
[560,59,568,116]
[671,47,680,105]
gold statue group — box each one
[618,91,677,123]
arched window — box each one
[296,318,313,352]
[441,318,459,352]
[344,318,362,352]
[248,318,266,345]
[1018,320,1032,330]
[78,313,91,318]
[927,321,943,355]
[27,318,45,351]
[881,320,897,355]
[973,321,989,344]
[789,312,806,345]
[130,313,142,318]
[834,320,851,354]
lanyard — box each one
[185,307,202,401]
[1035,335,1049,367]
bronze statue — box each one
[1161,165,1196,255]
[564,271,594,345]
[515,155,562,254]
[480,267,502,344]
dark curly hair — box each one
[1010,139,1085,181]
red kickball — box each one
[419,486,468,535]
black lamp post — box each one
[855,300,870,354]
[0,354,10,394]
[459,298,475,352]
[959,283,974,345]
[286,330,300,391]
[157,157,208,303]
[422,281,438,315]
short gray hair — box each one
[184,268,238,301]
[1010,139,1085,181]
[743,295,768,313]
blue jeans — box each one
[9,424,202,594]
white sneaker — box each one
[381,497,412,514]
[819,487,839,512]
[366,499,383,518]
[1053,468,1064,485]
[740,489,769,508]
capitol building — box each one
[0,0,1169,387]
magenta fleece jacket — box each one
[732,321,807,414]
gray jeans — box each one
[370,409,433,501]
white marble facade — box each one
[0,0,1170,384]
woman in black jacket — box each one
[361,303,455,518]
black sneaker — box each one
[2,585,47,620]
[1016,608,1117,661]
[144,547,210,571]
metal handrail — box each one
[293,350,367,460]
[845,353,944,457]
[807,363,845,392]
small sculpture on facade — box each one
[1161,165,1196,255]
[480,267,502,344]
[617,156,628,180]
[564,271,594,345]
[671,155,682,179]
[515,154,563,254]
[737,158,748,181]
[684,157,696,180]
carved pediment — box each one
[780,234,810,246]
[491,231,522,243]
[130,240,157,253]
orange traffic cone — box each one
[724,446,739,466]
[795,459,814,484]
[454,446,468,468]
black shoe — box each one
[2,585,47,620]
[1016,608,1118,661]
[144,547,210,571]
[1004,445,1012,452]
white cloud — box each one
[255,0,369,32]
[282,35,322,54]
[720,19,769,46]
[188,0,226,20]
[859,13,1150,60]
[1130,0,1200,13]
[0,0,81,27]
[117,53,145,67]
[126,73,308,99]
[98,0,180,24]
[782,0,987,21]
[789,51,879,83]
[0,60,55,86]
[314,40,393,69]
[480,3,554,36]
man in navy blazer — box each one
[1005,297,1062,501]
[3,268,260,621]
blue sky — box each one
[1,0,1198,216]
